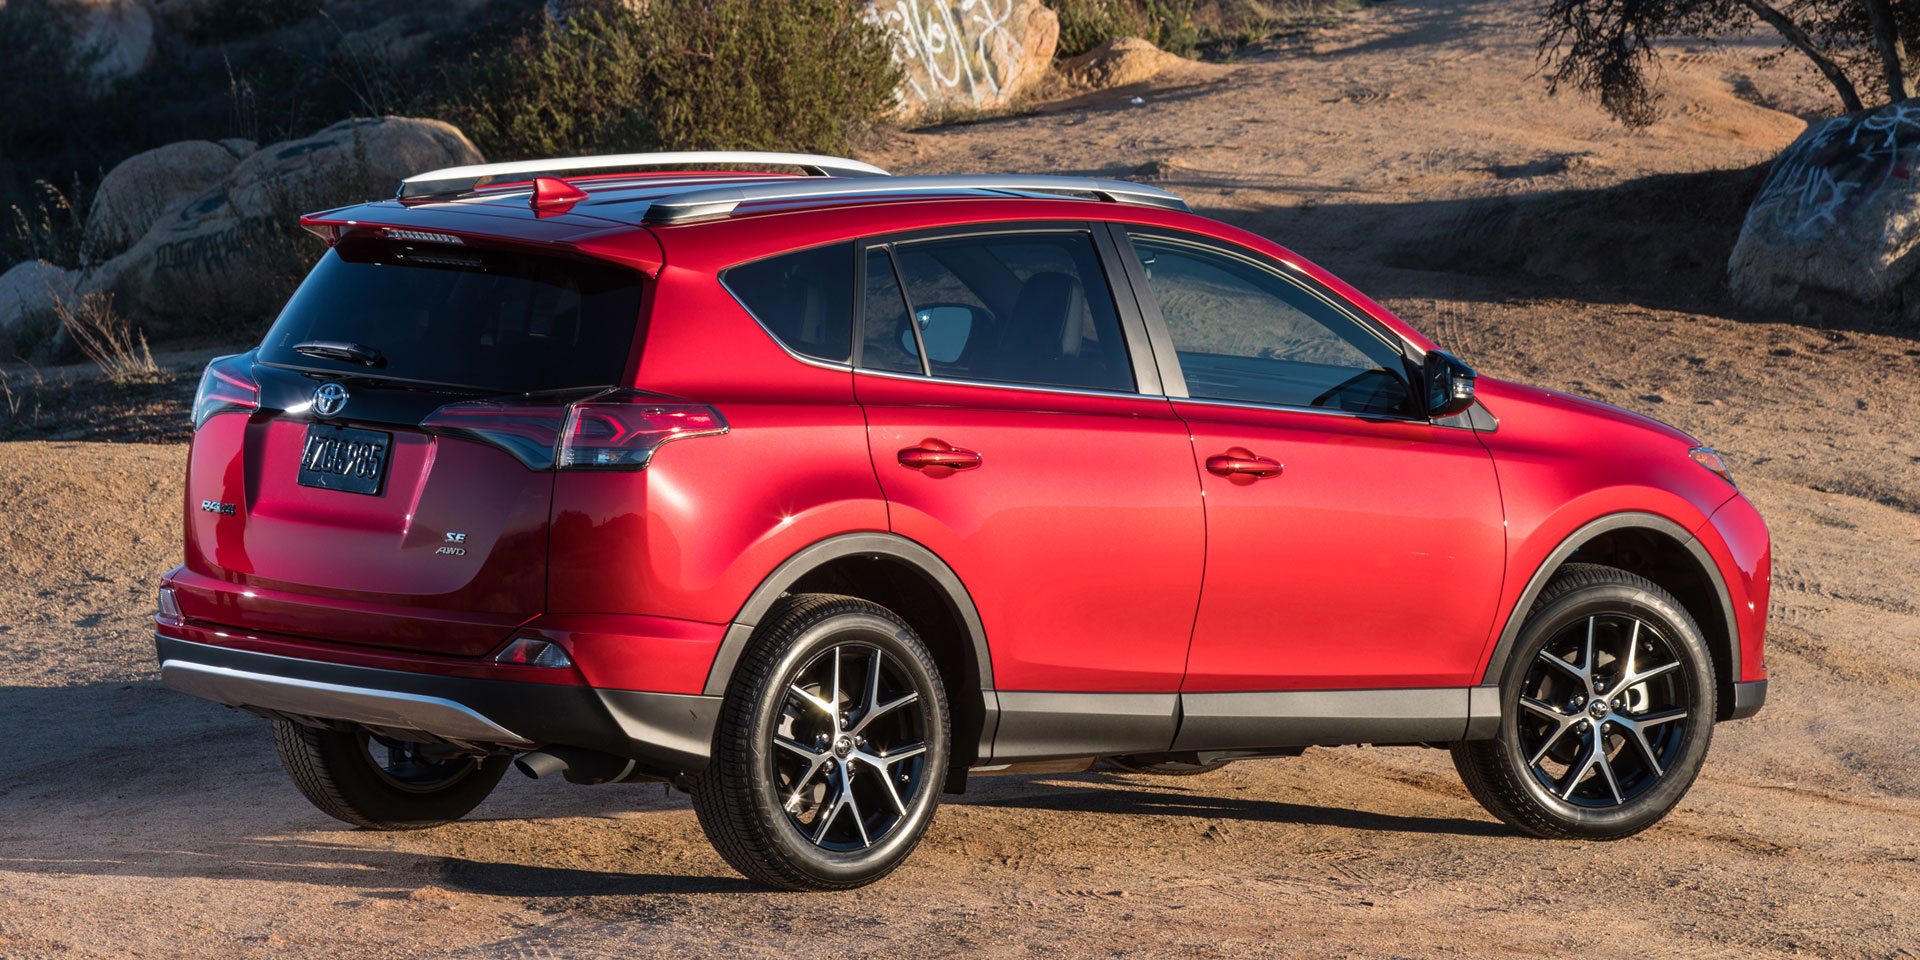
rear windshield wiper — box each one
[292,340,385,367]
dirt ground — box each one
[5,1,1919,957]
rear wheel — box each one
[1452,564,1716,839]
[692,594,950,890]
[272,720,509,830]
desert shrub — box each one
[1052,0,1151,56]
[430,0,900,161]
[51,289,163,383]
[1540,0,1920,125]
[1047,1,1368,59]
[5,178,93,270]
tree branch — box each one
[1863,0,1914,101]
[1736,0,1865,112]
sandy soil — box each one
[5,1,1919,957]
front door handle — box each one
[1205,447,1282,478]
[899,439,982,472]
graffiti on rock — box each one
[153,215,270,274]
[1749,103,1920,240]
[866,0,1023,111]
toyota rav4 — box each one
[156,152,1770,890]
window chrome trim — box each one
[853,366,1171,404]
[1173,394,1474,428]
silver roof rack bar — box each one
[397,151,890,199]
[642,175,1189,224]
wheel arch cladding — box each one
[1483,512,1740,721]
[704,533,997,769]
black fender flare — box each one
[700,532,995,698]
[1477,511,1740,714]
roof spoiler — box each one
[398,151,890,199]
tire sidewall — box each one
[740,609,949,886]
[1498,581,1717,834]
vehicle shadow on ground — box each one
[0,837,760,897]
[960,775,1510,837]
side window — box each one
[861,249,920,374]
[721,242,854,364]
[1129,234,1412,415]
[863,231,1133,393]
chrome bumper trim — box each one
[160,659,535,746]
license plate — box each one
[297,423,391,496]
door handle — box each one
[898,439,982,472]
[1205,447,1282,478]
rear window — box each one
[258,239,643,394]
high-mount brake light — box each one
[191,354,259,429]
[419,392,727,471]
[383,228,464,245]
[559,396,728,470]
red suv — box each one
[157,152,1770,890]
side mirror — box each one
[901,303,982,364]
[1423,350,1477,419]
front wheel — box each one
[692,594,950,890]
[272,721,509,830]
[1452,563,1717,839]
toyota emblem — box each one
[312,382,349,418]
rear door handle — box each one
[898,439,982,472]
[1205,447,1282,478]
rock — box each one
[54,0,155,90]
[146,0,216,33]
[1729,101,1920,315]
[217,138,258,159]
[0,260,77,348]
[81,117,484,330]
[84,140,248,259]
[1064,36,1190,90]
[864,0,1058,122]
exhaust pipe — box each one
[514,745,649,785]
[515,749,570,780]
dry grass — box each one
[49,287,165,384]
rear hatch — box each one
[177,233,646,657]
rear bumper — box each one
[156,635,719,775]
[1729,679,1768,721]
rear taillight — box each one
[191,354,259,429]
[420,391,726,471]
[558,395,727,470]
[157,586,181,620]
[419,399,572,470]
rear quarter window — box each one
[258,239,643,394]
[721,242,855,364]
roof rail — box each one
[397,151,890,200]
[641,175,1190,224]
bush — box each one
[1049,1,1367,59]
[51,289,163,383]
[431,0,900,161]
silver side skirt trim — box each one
[160,660,534,747]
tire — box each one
[1452,563,1717,840]
[1104,755,1235,776]
[692,594,950,891]
[272,720,509,830]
